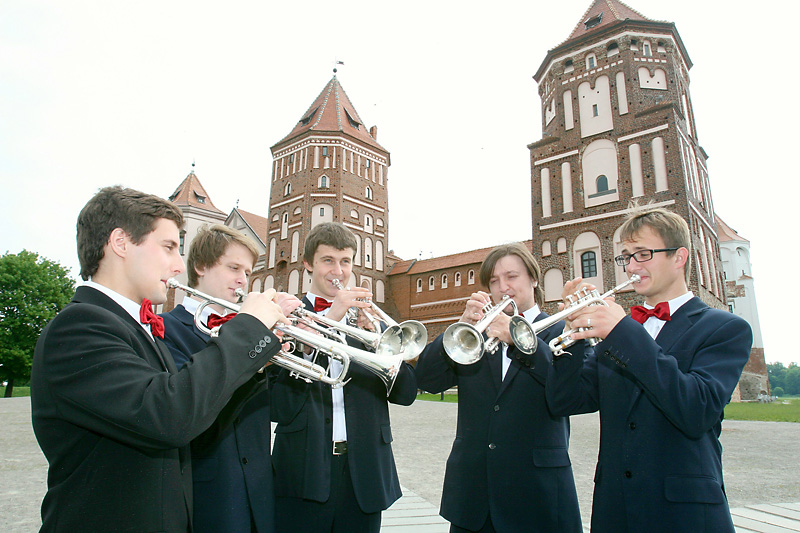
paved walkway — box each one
[3,397,800,532]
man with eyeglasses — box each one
[545,206,752,533]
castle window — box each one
[441,274,448,289]
[592,104,599,117]
[366,159,371,169]
[350,209,358,219]
[584,12,603,30]
[345,109,361,129]
[319,207,325,217]
[288,154,295,164]
[318,175,329,188]
[564,59,574,74]
[284,182,292,196]
[586,54,597,70]
[322,146,328,156]
[416,279,423,293]
[179,232,185,256]
[300,107,318,126]
[581,251,597,278]
[429,276,435,291]
[642,41,652,57]
[455,272,462,286]
[365,186,373,200]
[194,192,206,204]
[468,270,475,285]
[597,175,609,192]
[607,42,619,57]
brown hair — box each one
[479,242,544,308]
[187,225,259,287]
[77,186,184,281]
[619,204,692,281]
[303,222,358,263]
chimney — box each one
[369,125,378,140]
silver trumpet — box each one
[166,278,348,388]
[443,295,538,365]
[329,279,428,361]
[540,274,641,356]
[279,320,406,397]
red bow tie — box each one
[140,299,165,339]
[630,302,671,324]
[314,297,332,313]
[207,313,237,330]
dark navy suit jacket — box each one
[32,286,279,532]
[161,304,276,533]
[415,312,582,532]
[270,296,417,515]
[547,297,753,533]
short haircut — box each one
[479,242,544,308]
[187,225,259,287]
[303,222,358,263]
[619,204,692,281]
[77,186,184,281]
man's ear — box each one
[107,228,130,258]
[674,247,689,269]
[303,260,312,272]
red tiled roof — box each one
[388,241,534,276]
[168,170,225,214]
[566,0,651,42]
[273,76,386,152]
[716,215,748,243]
[235,208,269,244]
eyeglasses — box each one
[614,248,679,266]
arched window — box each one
[596,175,609,192]
[586,53,597,70]
[365,186,373,200]
[364,238,373,268]
[416,279,423,293]
[455,272,462,286]
[428,276,435,290]
[468,270,475,285]
[281,212,288,239]
[284,182,292,196]
[318,175,329,188]
[642,40,652,57]
[581,251,597,278]
[441,274,448,289]
[364,214,373,233]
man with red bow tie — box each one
[271,222,417,533]
[160,224,302,532]
[546,206,752,533]
[31,187,289,532]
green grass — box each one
[417,392,458,403]
[0,386,31,398]
[724,399,800,423]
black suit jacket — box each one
[547,297,753,533]
[270,296,417,514]
[414,312,582,532]
[161,305,276,533]
[31,286,280,532]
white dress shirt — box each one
[640,291,694,339]
[83,280,155,340]
[500,303,541,380]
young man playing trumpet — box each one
[546,207,752,533]
[270,222,417,533]
[415,243,582,533]
[160,224,302,533]
[31,186,288,532]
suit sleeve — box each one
[414,334,458,394]
[546,339,601,417]
[38,303,280,451]
[598,314,752,438]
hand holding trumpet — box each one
[557,276,633,343]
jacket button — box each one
[249,350,257,358]
[629,422,636,430]
[624,470,632,478]
[259,339,267,348]
[242,457,248,465]
[264,336,272,344]
[494,405,500,412]
[488,443,496,450]
[325,418,331,424]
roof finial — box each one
[333,59,344,75]
[191,159,196,174]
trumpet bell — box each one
[442,322,484,365]
[396,320,428,361]
[509,316,538,355]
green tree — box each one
[785,365,800,396]
[768,362,787,392]
[0,250,74,397]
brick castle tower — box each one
[254,73,391,302]
[529,0,726,312]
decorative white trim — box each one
[342,194,385,213]
[539,200,675,231]
[617,124,669,142]
[270,194,305,209]
[410,297,470,309]
[310,193,337,198]
[533,149,579,166]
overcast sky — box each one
[1,0,796,365]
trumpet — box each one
[443,295,538,365]
[166,278,348,388]
[329,279,428,360]
[538,274,641,356]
